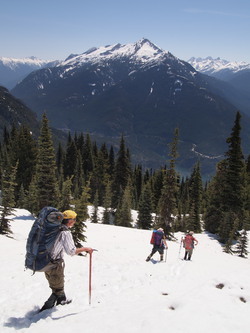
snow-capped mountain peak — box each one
[61,38,168,67]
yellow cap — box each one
[63,210,77,220]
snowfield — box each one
[1,208,250,333]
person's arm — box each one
[163,236,168,249]
[75,247,93,255]
[62,231,93,256]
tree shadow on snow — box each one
[4,306,78,330]
[203,231,237,248]
[204,231,220,241]
[13,214,35,221]
[203,231,225,248]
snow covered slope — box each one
[1,208,250,333]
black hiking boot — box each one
[146,256,151,262]
[56,293,66,305]
[39,293,58,312]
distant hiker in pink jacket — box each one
[182,231,198,260]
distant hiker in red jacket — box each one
[182,231,198,260]
[146,228,168,262]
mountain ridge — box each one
[7,40,250,176]
[0,56,59,89]
[188,56,250,77]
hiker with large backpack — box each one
[182,231,198,260]
[25,207,93,312]
[146,228,168,262]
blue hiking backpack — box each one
[25,206,64,272]
[150,229,164,246]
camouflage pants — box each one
[44,259,65,296]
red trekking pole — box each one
[88,249,97,305]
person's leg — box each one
[146,246,157,261]
[158,247,164,261]
[45,260,65,296]
[187,249,193,260]
[184,250,188,260]
[40,260,65,310]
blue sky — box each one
[1,0,250,62]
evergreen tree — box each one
[91,191,99,223]
[71,219,87,248]
[36,114,59,210]
[133,164,143,210]
[13,126,37,194]
[102,180,113,224]
[245,155,250,215]
[235,229,248,258]
[56,142,65,173]
[76,184,90,222]
[224,112,245,217]
[186,163,203,233]
[89,144,109,205]
[56,142,65,192]
[112,135,132,208]
[1,126,37,204]
[178,177,190,216]
[58,177,73,211]
[137,183,153,229]
[72,184,90,246]
[157,129,179,236]
[75,133,85,153]
[25,175,39,214]
[82,134,94,177]
[115,181,132,227]
[3,126,10,146]
[63,134,78,179]
[0,163,18,235]
[72,150,84,199]
[150,168,164,211]
[218,112,245,241]
[17,184,26,208]
[220,212,238,245]
[204,161,227,234]
[204,112,245,243]
[108,146,115,180]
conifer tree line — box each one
[0,112,249,256]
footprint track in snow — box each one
[170,260,185,277]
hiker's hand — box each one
[75,247,93,255]
[84,247,94,254]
